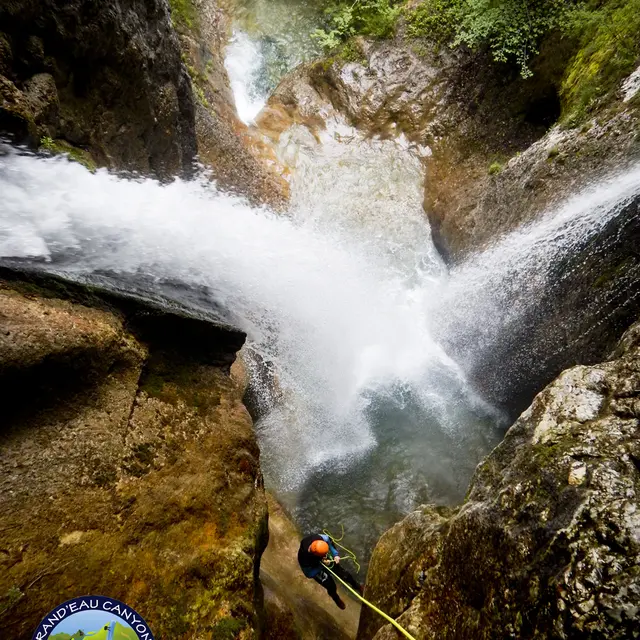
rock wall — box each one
[165,0,289,206]
[0,269,268,639]
[301,36,640,261]
[0,0,197,178]
[0,0,287,204]
[260,494,359,640]
[359,317,640,639]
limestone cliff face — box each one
[0,0,197,178]
[359,318,640,639]
[171,0,289,206]
[0,269,268,640]
[260,494,359,640]
[298,38,640,261]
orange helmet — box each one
[309,540,330,557]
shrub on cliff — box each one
[312,0,403,49]
[407,0,578,77]
[561,0,640,123]
[407,0,640,121]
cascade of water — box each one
[1,146,639,558]
[224,30,266,124]
[223,0,324,123]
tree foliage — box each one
[561,0,640,121]
[408,0,578,77]
[312,0,402,49]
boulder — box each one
[359,317,640,639]
[0,268,268,639]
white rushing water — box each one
[223,0,324,123]
[0,131,460,491]
[225,30,266,124]
[1,145,639,556]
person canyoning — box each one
[297,533,363,609]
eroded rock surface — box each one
[303,37,640,261]
[260,494,359,640]
[0,0,197,178]
[0,270,267,639]
[359,318,640,639]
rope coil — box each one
[323,526,361,572]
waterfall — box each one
[223,0,324,124]
[1,145,639,560]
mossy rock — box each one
[169,0,199,33]
[560,0,640,124]
[39,136,97,171]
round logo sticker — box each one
[32,595,155,640]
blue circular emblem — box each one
[32,595,155,640]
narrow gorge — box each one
[1,0,639,638]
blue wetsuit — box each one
[297,533,362,606]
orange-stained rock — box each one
[0,270,267,640]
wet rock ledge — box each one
[0,268,268,639]
[360,317,640,639]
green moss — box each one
[168,0,198,31]
[123,443,158,477]
[39,136,97,171]
[312,0,402,51]
[488,161,504,175]
[194,83,210,109]
[405,0,458,44]
[336,39,367,65]
[139,356,223,415]
[0,586,24,617]
[183,60,210,108]
[547,145,560,159]
[592,256,636,289]
[211,617,245,640]
[561,0,640,124]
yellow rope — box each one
[325,565,417,640]
[322,526,361,573]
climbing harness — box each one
[325,564,418,640]
[321,527,417,640]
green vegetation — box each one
[211,617,246,640]
[406,0,577,77]
[0,586,24,616]
[39,137,97,171]
[312,0,402,50]
[488,160,503,175]
[168,0,198,31]
[182,56,211,109]
[50,622,137,640]
[561,0,640,123]
[404,0,640,120]
[314,0,640,117]
[405,0,460,45]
